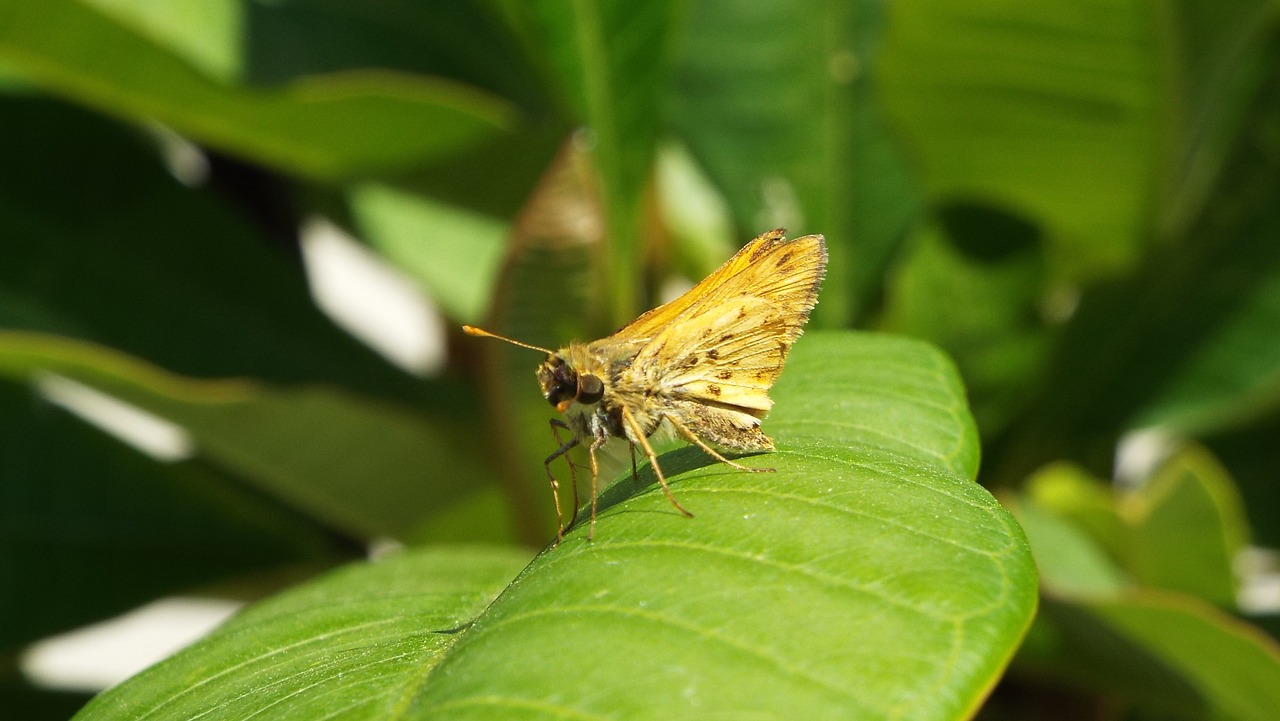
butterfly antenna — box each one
[462,325,555,354]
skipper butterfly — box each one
[466,229,827,541]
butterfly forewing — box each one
[619,232,826,410]
[607,229,794,344]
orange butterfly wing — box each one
[614,230,827,413]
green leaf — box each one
[1204,409,1280,549]
[1010,494,1129,600]
[71,546,534,721]
[1089,595,1280,721]
[73,332,1037,721]
[670,0,919,324]
[985,57,1280,484]
[470,143,607,542]
[878,0,1164,279]
[1024,462,1128,563]
[514,0,680,324]
[769,331,980,480]
[0,332,506,543]
[878,217,1050,435]
[1018,449,1250,607]
[1025,594,1280,721]
[0,0,516,179]
[1126,446,1249,606]
[349,183,509,323]
[0,94,424,401]
[76,0,243,82]
[0,380,338,650]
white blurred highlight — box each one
[21,597,241,693]
[1113,428,1176,489]
[300,217,446,376]
[35,373,193,461]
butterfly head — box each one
[538,355,604,413]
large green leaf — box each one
[72,332,1037,720]
[0,0,515,179]
[670,0,919,325]
[71,546,534,721]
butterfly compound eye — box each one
[538,358,578,408]
[577,374,604,405]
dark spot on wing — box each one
[716,369,733,380]
[680,355,699,370]
[706,348,719,360]
[719,332,735,343]
[776,251,794,268]
[707,384,722,397]
[737,307,748,319]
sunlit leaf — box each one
[73,333,1038,721]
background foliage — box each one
[1,1,1279,719]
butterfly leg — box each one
[545,421,580,543]
[664,414,775,474]
[621,406,695,519]
[587,435,607,540]
[548,418,582,529]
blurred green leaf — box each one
[879,0,1163,279]
[671,0,919,325]
[236,0,551,114]
[1128,250,1280,434]
[1156,0,1278,235]
[1014,452,1277,719]
[1126,446,1249,607]
[654,141,737,281]
[1204,408,1280,548]
[1010,495,1129,599]
[0,94,427,402]
[1018,449,1249,607]
[0,332,506,543]
[1089,595,1280,721]
[1025,463,1128,562]
[986,53,1280,484]
[512,0,679,324]
[0,0,516,179]
[77,0,242,82]
[879,216,1049,435]
[0,379,340,650]
[471,142,605,542]
[72,332,1037,721]
[349,184,509,323]
[1025,595,1280,721]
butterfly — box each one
[465,228,827,542]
